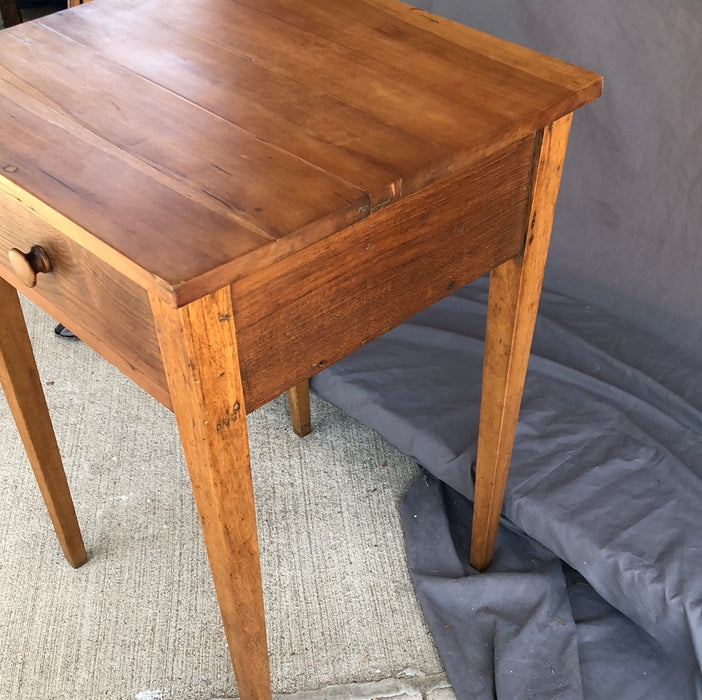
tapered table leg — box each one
[470,115,573,571]
[151,287,271,700]
[0,278,86,568]
[287,380,311,437]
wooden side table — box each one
[0,1,601,697]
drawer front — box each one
[0,192,170,408]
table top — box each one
[0,0,601,305]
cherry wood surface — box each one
[151,288,270,699]
[0,2,601,697]
[287,381,312,438]
[0,188,170,407]
[0,0,600,306]
[232,138,533,412]
[0,277,86,568]
[470,115,573,571]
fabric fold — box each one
[311,280,702,697]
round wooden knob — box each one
[7,245,52,288]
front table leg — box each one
[0,278,86,568]
[470,115,573,571]
[150,288,271,700]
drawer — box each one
[0,191,170,408]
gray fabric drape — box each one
[312,281,702,697]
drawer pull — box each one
[8,245,52,288]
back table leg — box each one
[470,115,573,571]
[151,288,272,700]
[0,278,86,568]
[287,380,311,437]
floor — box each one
[0,306,457,699]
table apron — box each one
[0,134,534,416]
[232,135,534,412]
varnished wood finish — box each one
[0,1,601,695]
[233,139,532,411]
[8,244,52,288]
[151,289,271,700]
[287,381,311,438]
[470,115,573,571]
[0,191,170,408]
[0,277,86,568]
[0,0,600,306]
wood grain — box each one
[151,288,271,700]
[0,276,86,568]
[35,0,454,209]
[287,381,311,438]
[0,0,599,304]
[0,22,370,242]
[115,0,597,154]
[232,138,532,412]
[0,87,277,306]
[0,191,170,408]
[362,0,602,96]
[470,115,573,571]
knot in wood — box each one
[215,402,241,431]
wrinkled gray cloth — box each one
[311,279,702,698]
[402,473,693,699]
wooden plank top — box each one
[0,0,601,305]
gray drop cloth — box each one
[308,1,702,695]
[310,278,702,698]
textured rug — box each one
[0,298,444,699]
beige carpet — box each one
[0,298,446,699]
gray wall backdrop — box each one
[408,1,702,357]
